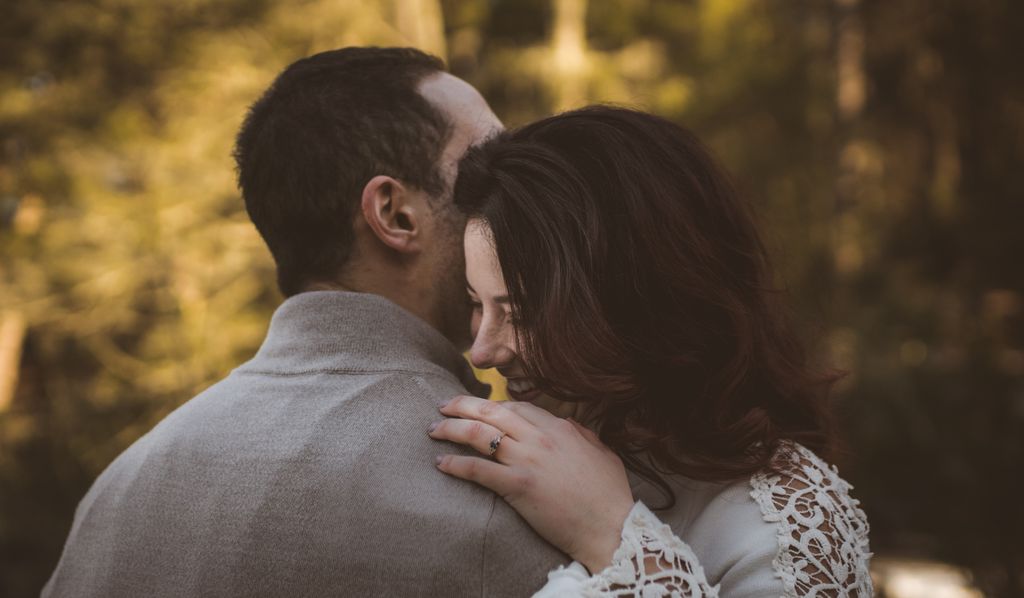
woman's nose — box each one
[469,327,515,370]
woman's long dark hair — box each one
[454,106,839,501]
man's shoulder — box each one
[53,365,563,597]
[154,364,472,431]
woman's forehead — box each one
[464,221,505,295]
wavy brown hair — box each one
[454,106,840,500]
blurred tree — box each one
[457,1,1023,594]
[838,1,1024,594]
[0,0,434,594]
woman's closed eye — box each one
[466,294,510,322]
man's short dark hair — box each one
[234,47,451,296]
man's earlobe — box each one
[360,175,420,253]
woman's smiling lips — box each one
[504,377,542,402]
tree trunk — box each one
[833,0,866,277]
[0,311,26,411]
[393,0,447,60]
[550,0,588,111]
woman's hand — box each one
[428,395,635,574]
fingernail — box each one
[435,455,445,466]
[439,399,451,409]
[427,421,439,434]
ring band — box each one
[488,433,505,456]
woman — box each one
[428,106,872,596]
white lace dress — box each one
[534,443,872,597]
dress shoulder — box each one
[749,442,873,597]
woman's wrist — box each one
[573,500,636,574]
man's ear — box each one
[360,175,422,253]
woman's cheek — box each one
[469,309,482,338]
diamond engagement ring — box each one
[488,433,505,456]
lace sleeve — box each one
[750,443,873,597]
[533,501,720,598]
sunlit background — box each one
[1,0,1021,596]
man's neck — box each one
[302,280,352,293]
[301,278,445,344]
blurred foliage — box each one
[1,0,1022,596]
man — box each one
[44,47,567,597]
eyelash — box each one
[468,299,519,327]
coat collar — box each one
[239,290,489,397]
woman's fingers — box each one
[435,455,523,497]
[440,395,537,441]
[428,418,518,460]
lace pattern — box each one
[565,501,720,598]
[750,442,873,597]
